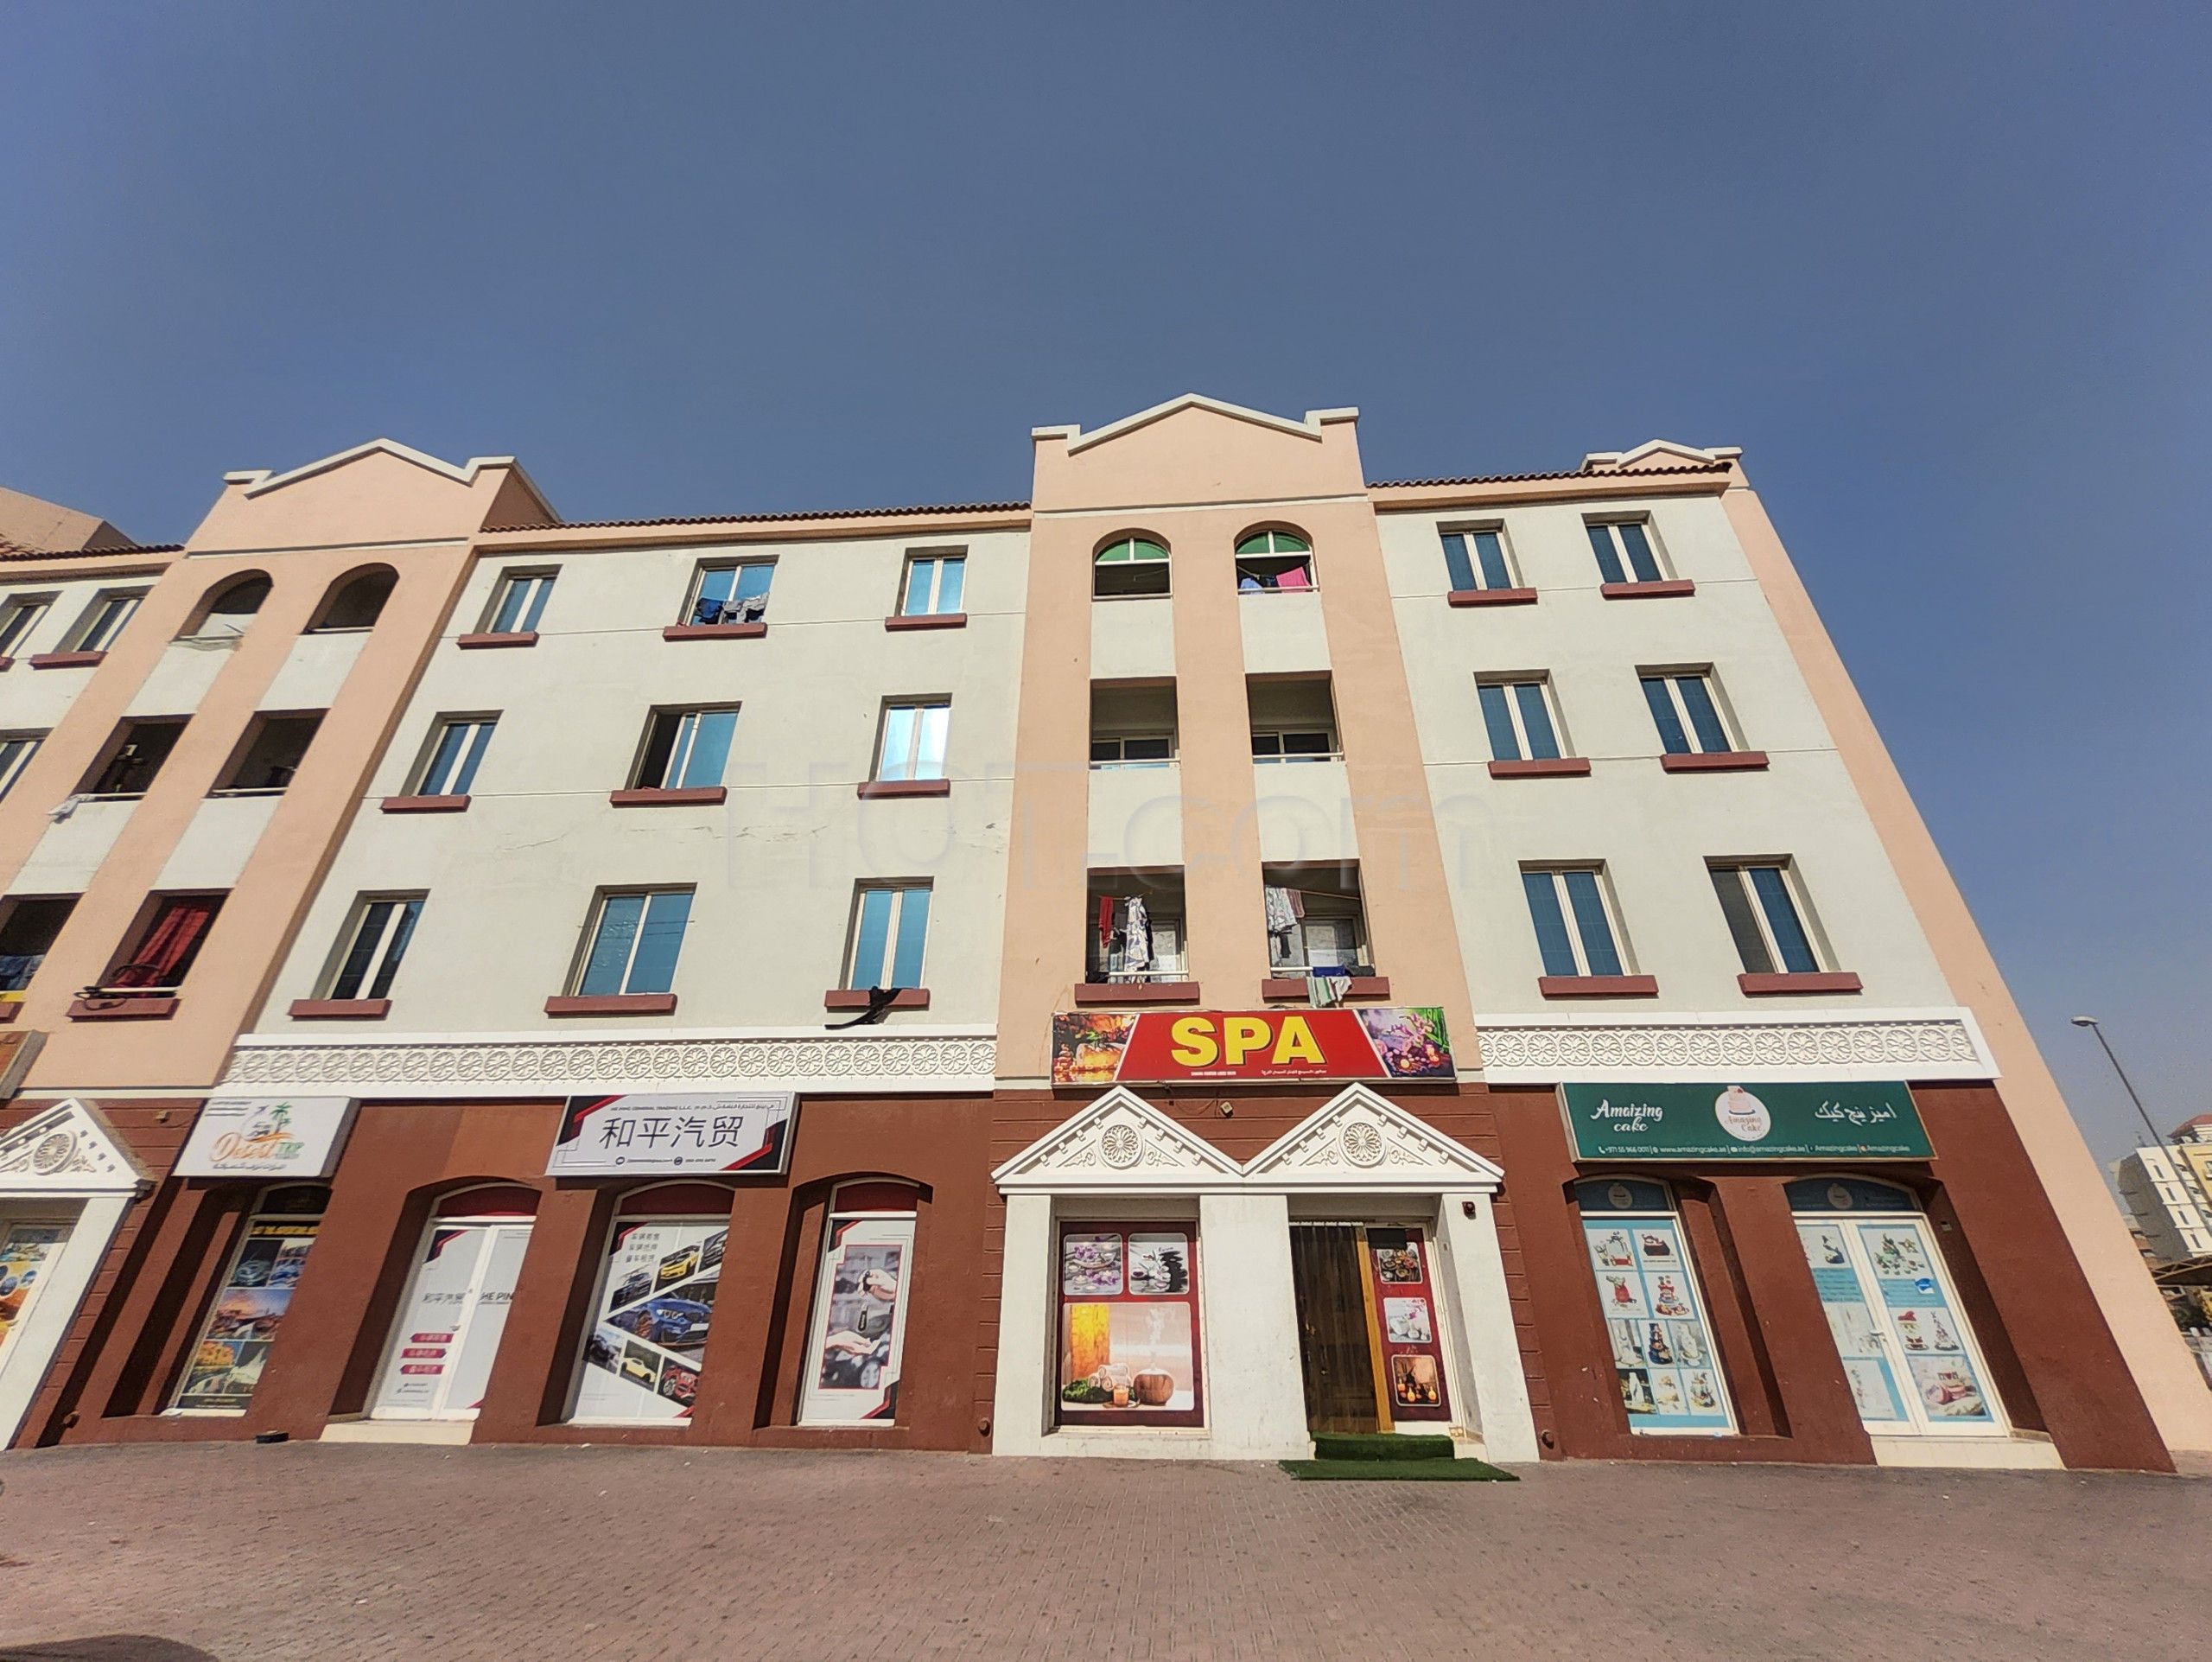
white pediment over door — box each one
[0,1098,147,1195]
[992,1086,1244,1194]
[1243,1085,1503,1193]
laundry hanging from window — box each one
[108,895,222,990]
[1091,895,1182,982]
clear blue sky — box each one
[3,5,2206,1166]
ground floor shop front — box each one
[0,1077,2181,1472]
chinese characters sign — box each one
[1560,1081,1930,1162]
[1052,1008,1454,1086]
[547,1092,797,1176]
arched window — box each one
[368,1184,537,1422]
[1234,529,1313,592]
[570,1182,731,1424]
[308,566,396,633]
[180,572,272,639]
[1573,1177,1734,1436]
[168,1182,331,1414]
[1094,535,1169,599]
[799,1180,922,1424]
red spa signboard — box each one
[1052,1008,1455,1086]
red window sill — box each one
[1073,981,1203,1006]
[0,1001,20,1024]
[544,993,678,1016]
[1538,975,1660,998]
[1489,757,1592,779]
[457,631,538,649]
[29,650,106,669]
[823,989,931,1010]
[663,622,766,640]
[1738,971,1863,996]
[610,786,728,807]
[1662,751,1769,773]
[289,998,391,1019]
[1599,579,1695,600]
[856,778,950,799]
[884,612,967,631]
[381,794,470,813]
[1447,588,1537,608]
[1261,976,1393,1001]
[0,656,13,672]
[69,993,180,1021]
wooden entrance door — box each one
[1289,1223,1379,1433]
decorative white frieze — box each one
[0,1099,145,1194]
[219,1029,997,1098]
[1470,1009,1993,1084]
[994,1086,1245,1193]
[1244,1084,1503,1193]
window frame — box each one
[1585,517,1669,585]
[874,699,951,783]
[899,549,967,617]
[1092,536,1171,601]
[103,891,226,992]
[482,568,557,635]
[83,716,188,799]
[0,594,55,658]
[1521,864,1632,978]
[0,730,44,800]
[1249,724,1340,763]
[842,882,932,990]
[210,711,324,797]
[1438,524,1516,593]
[1262,869,1371,974]
[1089,732,1177,769]
[1233,530,1315,593]
[67,589,148,653]
[1639,667,1738,755]
[322,893,427,1003]
[1476,676,1567,762]
[1574,1177,1738,1436]
[1707,859,1828,977]
[632,705,740,791]
[413,715,499,797]
[684,559,774,627]
[0,894,77,996]
[570,888,696,998]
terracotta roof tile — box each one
[0,540,183,561]
[1367,462,1733,489]
[484,500,1030,534]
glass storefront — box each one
[1576,1179,1735,1435]
[1055,1222,1201,1427]
[798,1183,919,1424]
[371,1189,537,1421]
[168,1185,328,1413]
[572,1203,727,1423]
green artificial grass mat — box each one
[1309,1432,1459,1462]
[1280,1457,1517,1481]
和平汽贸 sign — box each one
[546,1092,797,1176]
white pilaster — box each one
[1436,1189,1540,1462]
[1195,1192,1311,1459]
[988,1191,1056,1455]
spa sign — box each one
[1560,1081,1931,1162]
[1052,1008,1455,1086]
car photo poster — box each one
[798,1215,915,1423]
[574,1219,725,1421]
[170,1210,321,1412]
[547,1092,796,1177]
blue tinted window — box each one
[1478,683,1520,761]
[1640,677,1690,755]
[578,894,645,995]
[1522,871,1578,977]
[890,887,931,985]
[1471,531,1511,589]
[1512,683,1560,760]
[1561,869,1623,976]
[1616,522,1662,583]
[1749,866,1819,974]
[626,891,692,994]
[1586,525,1627,584]
[1675,676,1731,753]
[1440,533,1476,592]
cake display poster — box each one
[1052,1008,1453,1086]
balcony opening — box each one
[1090,682,1178,768]
[213,713,324,795]
[1249,675,1340,762]
[1262,862,1372,975]
[1088,869,1188,984]
[84,717,188,798]
[0,895,77,999]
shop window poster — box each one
[1854,1220,1994,1426]
[170,1215,319,1413]
[1363,1227,1451,1421]
[1058,1226,1200,1423]
[574,1219,724,1422]
[1581,1212,1734,1434]
[0,1222,68,1360]
[799,1213,916,1423]
[372,1222,533,1419]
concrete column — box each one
[988,1192,1055,1454]
[1436,1190,1540,1462]
[1196,1191,1309,1458]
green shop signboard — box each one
[1560,1081,1931,1162]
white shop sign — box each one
[176,1097,358,1180]
[547,1092,798,1177]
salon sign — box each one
[177,1097,359,1179]
[1560,1081,1931,1162]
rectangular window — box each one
[168,1187,328,1415]
[1263,863,1370,972]
[214,713,322,794]
[1640,671,1735,755]
[86,717,187,797]
[0,895,76,995]
[1579,1180,1736,1435]
[575,889,694,997]
[1522,867,1627,977]
[1709,861,1822,976]
[1057,1223,1201,1426]
[1090,875,1188,983]
[1249,729,1337,761]
[1091,683,1179,769]
[1478,678,1564,761]
[575,1211,727,1424]
[875,701,950,782]
[68,589,146,653]
[845,883,931,990]
[107,894,224,990]
[326,895,425,1002]
[1586,519,1665,584]
[0,731,43,800]
[485,570,556,634]
[1090,734,1174,767]
[633,707,738,790]
[1249,676,1338,762]
[899,551,966,617]
[686,561,773,627]
[798,1184,918,1423]
[415,717,497,796]
[0,595,54,657]
[1440,528,1514,592]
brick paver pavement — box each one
[0,1443,2205,1660]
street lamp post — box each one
[2075,1015,2212,1247]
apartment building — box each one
[2115,1120,2212,1265]
[0,399,2202,1474]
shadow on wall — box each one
[0,1640,220,1661]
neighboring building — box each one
[2116,1147,2212,1264]
[1,400,2206,1476]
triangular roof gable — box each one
[224,439,556,519]
[993,1086,1243,1193]
[0,1098,146,1195]
[1580,438,1740,474]
[1243,1084,1503,1192]
[1034,394,1358,456]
